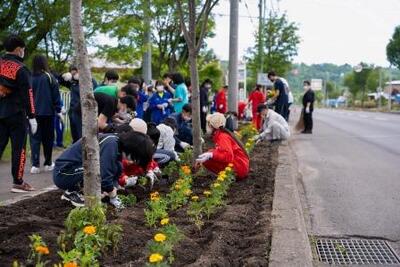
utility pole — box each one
[142,0,152,84]
[228,0,239,122]
[388,65,392,111]
[258,0,263,73]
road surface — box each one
[291,108,400,241]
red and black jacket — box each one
[0,54,35,119]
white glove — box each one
[153,167,162,175]
[147,171,157,189]
[29,118,38,135]
[252,134,262,142]
[200,138,205,144]
[219,104,224,109]
[196,152,213,163]
[110,195,124,209]
[202,106,208,113]
[180,141,191,149]
[125,176,138,188]
[62,72,72,82]
[163,103,169,108]
[305,107,310,113]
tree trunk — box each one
[70,0,101,208]
[188,51,202,159]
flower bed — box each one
[0,140,278,266]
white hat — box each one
[129,118,148,134]
[206,112,226,129]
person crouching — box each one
[253,104,290,142]
[195,112,249,180]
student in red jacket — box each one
[215,86,228,113]
[196,112,249,180]
[248,84,265,129]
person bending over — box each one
[53,131,154,208]
[196,113,249,180]
[253,104,290,142]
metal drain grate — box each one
[316,238,400,265]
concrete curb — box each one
[269,142,313,267]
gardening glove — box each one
[62,72,72,82]
[125,176,138,188]
[108,188,124,209]
[180,141,191,149]
[202,106,208,113]
[305,107,310,113]
[153,167,162,176]
[146,170,157,189]
[196,152,213,163]
[219,104,224,110]
[29,118,38,135]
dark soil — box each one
[0,142,278,267]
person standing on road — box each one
[267,71,289,121]
[302,80,315,134]
[253,104,290,142]
[29,55,62,174]
[0,34,37,192]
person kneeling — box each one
[53,132,154,208]
[196,113,249,180]
[253,104,290,142]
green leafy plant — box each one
[26,234,50,267]
[119,194,137,207]
[145,192,169,227]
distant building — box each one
[384,80,400,95]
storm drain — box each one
[315,238,400,265]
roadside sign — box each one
[311,79,323,91]
[257,73,272,86]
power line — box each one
[242,0,256,28]
[214,13,260,19]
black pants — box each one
[303,111,313,132]
[69,110,82,143]
[0,113,28,184]
[30,115,55,167]
[200,111,207,133]
[275,102,289,121]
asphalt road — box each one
[291,108,400,241]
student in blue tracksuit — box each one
[53,131,155,208]
[169,103,193,152]
[30,55,62,174]
[54,99,65,148]
[58,66,97,143]
[149,81,172,125]
[128,77,147,119]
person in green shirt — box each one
[170,73,188,113]
[94,69,119,98]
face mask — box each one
[156,85,164,92]
[205,84,211,89]
[73,73,79,81]
[182,114,191,121]
[304,86,309,90]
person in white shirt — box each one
[153,118,179,165]
[253,104,290,142]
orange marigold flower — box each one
[64,262,78,267]
[181,165,191,175]
[35,245,49,255]
[150,191,160,201]
[83,225,96,235]
[228,163,234,168]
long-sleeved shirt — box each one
[302,89,315,111]
[215,89,227,113]
[32,71,62,116]
[0,54,35,119]
[156,123,176,151]
[259,109,289,138]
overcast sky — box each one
[207,0,400,66]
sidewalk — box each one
[0,150,63,204]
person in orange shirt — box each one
[248,84,265,130]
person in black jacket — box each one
[200,79,212,133]
[53,132,155,208]
[302,80,315,134]
[29,55,62,174]
[0,34,37,192]
[268,71,289,121]
[58,66,98,143]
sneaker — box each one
[44,163,55,172]
[11,182,36,193]
[30,166,41,174]
[61,190,85,207]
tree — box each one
[70,0,101,207]
[247,11,300,79]
[387,26,400,69]
[176,0,219,159]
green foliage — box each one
[162,161,179,180]
[144,197,169,227]
[119,194,137,207]
[387,26,400,69]
[199,61,224,91]
[27,234,50,267]
[178,148,194,167]
[247,11,300,81]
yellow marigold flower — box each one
[217,176,225,182]
[154,233,167,242]
[218,171,226,176]
[225,166,232,172]
[184,189,192,196]
[203,190,211,196]
[83,225,96,235]
[176,179,184,185]
[213,183,221,188]
[160,218,169,225]
[149,253,164,263]
[64,262,78,267]
[191,195,199,201]
[35,245,49,255]
[175,184,181,190]
[228,163,234,168]
[150,192,160,201]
